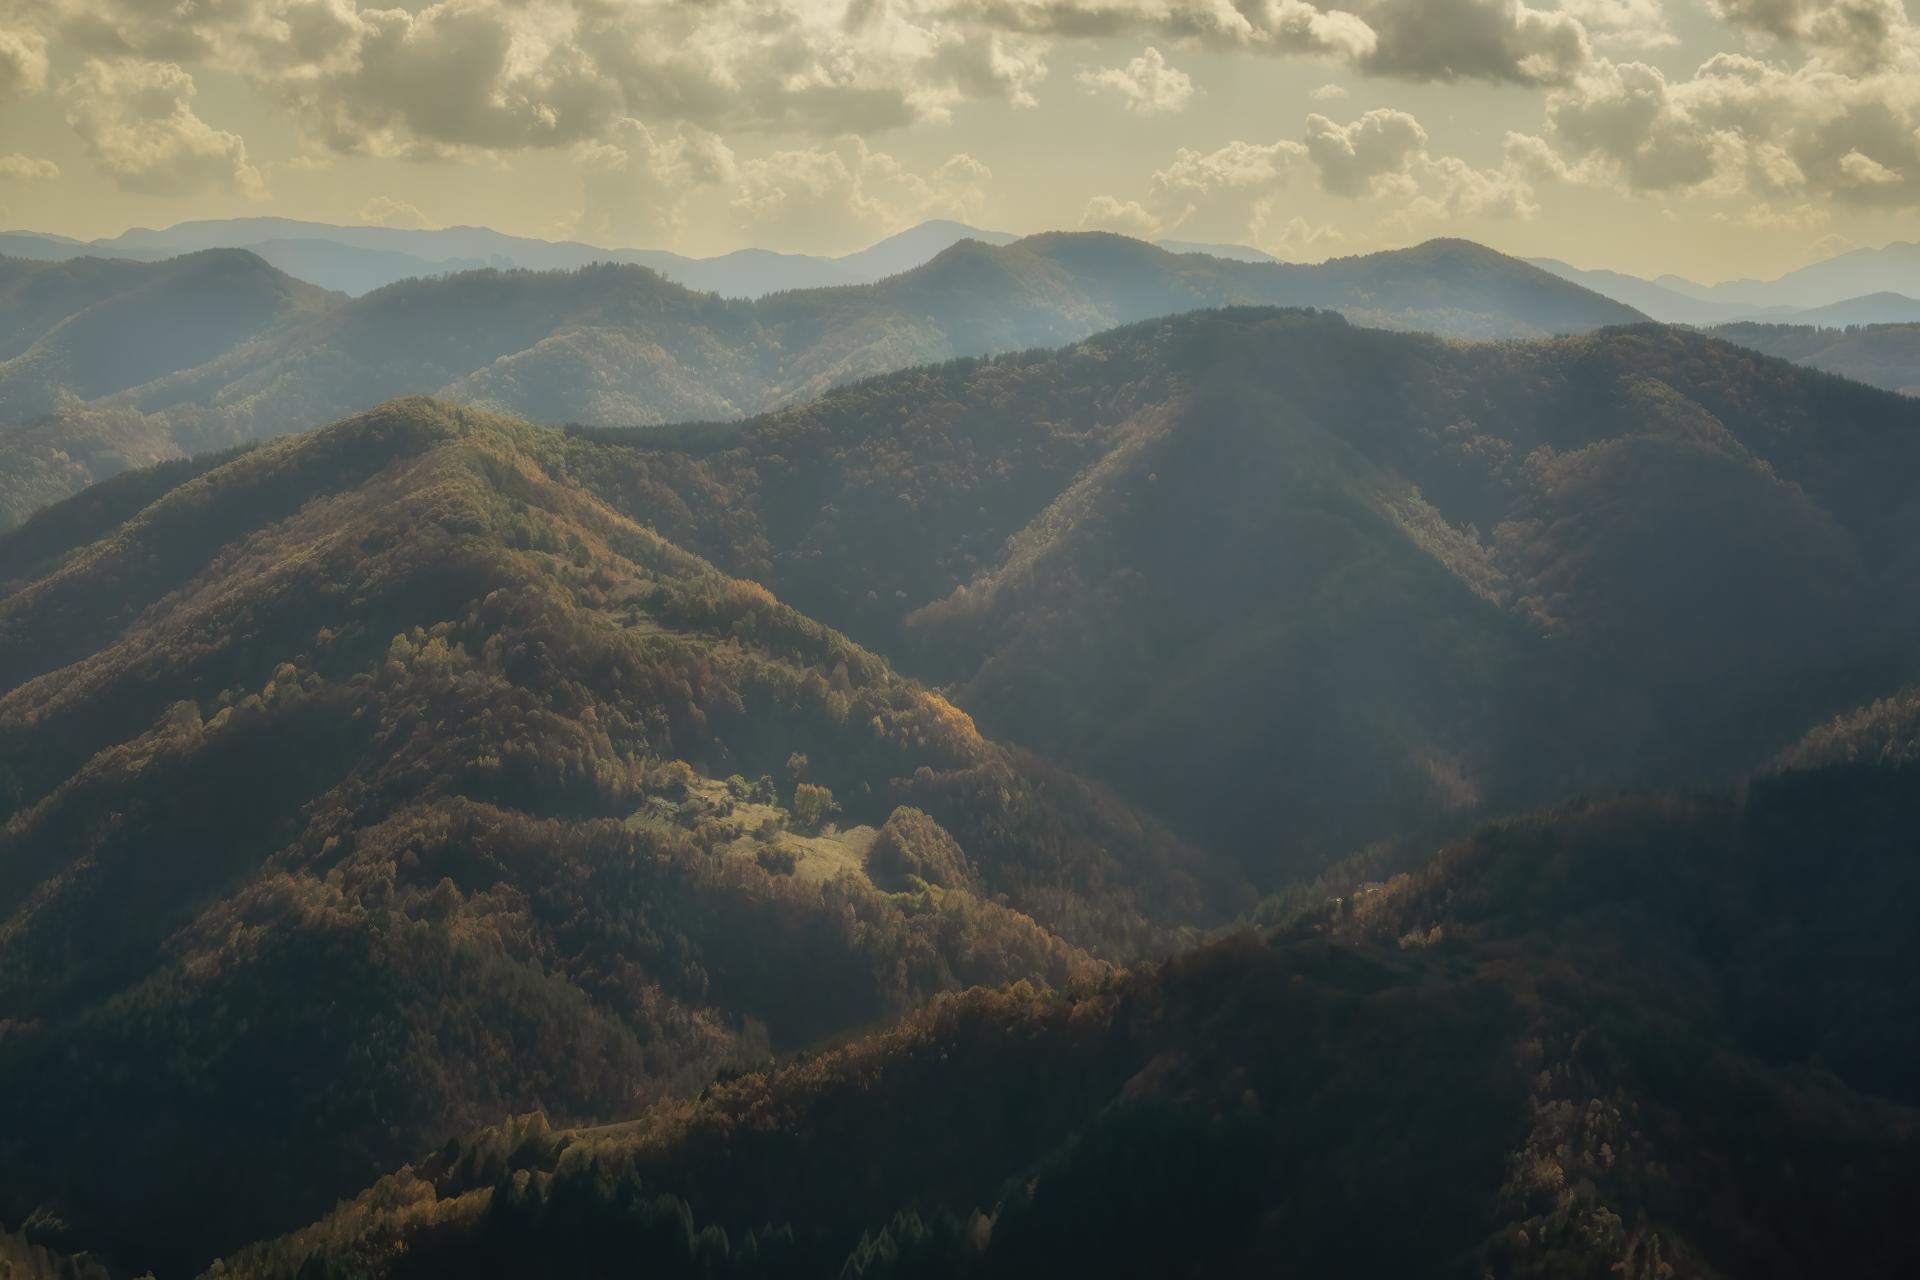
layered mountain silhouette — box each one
[0,217,1019,299]
[0,234,1642,527]
[5,304,1919,1278]
[1533,241,1920,322]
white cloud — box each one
[358,195,432,228]
[1304,108,1429,196]
[1311,82,1351,101]
[1558,0,1677,51]
[0,154,59,180]
[1252,210,1345,257]
[1707,0,1910,71]
[1075,46,1194,114]
[730,141,992,252]
[1079,194,1162,236]
[1534,45,1920,207]
[0,24,47,98]
[574,120,737,246]
[1140,105,1549,242]
[62,59,264,198]
[27,0,1638,173]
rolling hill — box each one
[0,234,1642,528]
[0,398,1241,1274]
[553,310,1920,881]
[2,307,1916,1279]
[202,716,1920,1279]
[1710,322,1920,396]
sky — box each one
[1,0,1917,281]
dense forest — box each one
[203,713,1920,1279]
[1708,322,1920,397]
[0,236,1642,526]
[552,310,1920,881]
[0,399,1243,1274]
[2,304,1918,1278]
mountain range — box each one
[1531,244,1920,325]
[1,218,1276,301]
[0,234,1643,527]
[7,305,1920,1274]
[0,218,1025,299]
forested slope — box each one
[0,399,1237,1274]
[204,725,1920,1280]
[558,310,1920,879]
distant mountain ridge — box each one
[1710,321,1920,396]
[1532,242,1920,324]
[0,233,1642,526]
[0,217,1020,299]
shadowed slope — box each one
[0,398,1237,1274]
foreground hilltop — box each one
[0,399,1238,1274]
[0,234,1640,525]
[208,702,1920,1279]
[555,308,1920,880]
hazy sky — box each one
[1,0,1917,280]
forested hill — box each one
[1711,321,1920,397]
[555,309,1920,883]
[0,398,1241,1275]
[0,234,1640,527]
[203,711,1920,1280]
[0,249,335,423]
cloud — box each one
[1558,0,1677,50]
[0,24,47,98]
[62,59,264,198]
[0,154,59,180]
[1348,0,1590,84]
[574,120,737,246]
[1075,46,1194,114]
[1535,47,1920,207]
[358,195,432,228]
[953,0,1379,63]
[1079,194,1162,236]
[1544,60,1718,190]
[47,0,1050,156]
[730,141,992,252]
[1311,82,1351,101]
[1303,108,1429,195]
[1138,105,1547,244]
[33,0,1628,173]
[1251,210,1345,257]
[1707,0,1911,71]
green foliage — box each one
[790,782,837,831]
[866,808,977,893]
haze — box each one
[3,0,1919,280]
